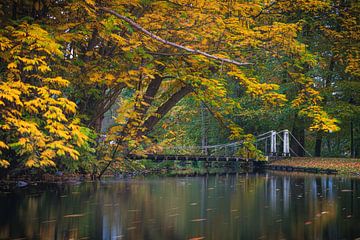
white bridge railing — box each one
[161,129,309,157]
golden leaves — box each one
[0,36,12,51]
[0,22,88,169]
[0,141,9,150]
[345,51,360,77]
[228,68,286,106]
[0,160,10,168]
[7,62,17,69]
[301,106,340,133]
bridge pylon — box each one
[270,130,277,156]
[283,129,290,156]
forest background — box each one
[0,0,359,177]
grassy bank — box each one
[270,157,360,176]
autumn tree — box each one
[0,22,88,169]
[0,0,347,175]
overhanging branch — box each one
[98,7,253,67]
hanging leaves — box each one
[0,22,89,168]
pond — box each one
[1,172,360,239]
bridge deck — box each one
[127,154,249,162]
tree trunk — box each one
[201,102,209,155]
[314,132,322,157]
[94,114,104,132]
[137,74,164,117]
[12,2,17,19]
[326,138,332,154]
[356,124,359,158]
[143,85,192,133]
[350,121,355,158]
[291,116,305,157]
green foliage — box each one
[1,0,359,176]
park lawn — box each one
[270,157,360,176]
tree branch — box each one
[98,7,253,67]
[142,85,193,132]
[252,1,279,19]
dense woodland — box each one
[0,0,359,177]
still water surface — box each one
[1,172,360,240]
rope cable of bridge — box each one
[255,131,273,138]
[255,135,272,142]
[288,132,313,157]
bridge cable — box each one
[288,132,313,157]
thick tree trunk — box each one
[350,121,355,158]
[291,116,306,157]
[356,123,359,158]
[137,74,164,116]
[314,132,322,157]
[93,114,104,133]
[88,84,125,131]
[326,138,332,153]
[143,85,192,132]
[117,73,165,137]
[12,2,17,19]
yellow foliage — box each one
[0,141,9,150]
[0,22,88,168]
[0,160,10,168]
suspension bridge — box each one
[127,129,309,162]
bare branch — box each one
[98,7,252,67]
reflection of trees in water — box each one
[0,174,359,239]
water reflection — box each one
[1,172,360,239]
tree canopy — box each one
[0,0,358,174]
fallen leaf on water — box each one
[168,214,180,217]
[191,218,207,222]
[63,214,85,218]
[189,237,205,240]
[341,189,352,192]
[41,219,56,223]
[304,221,312,225]
[321,211,329,215]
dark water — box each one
[1,172,360,240]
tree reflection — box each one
[0,173,360,239]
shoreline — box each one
[1,157,360,191]
[269,157,360,177]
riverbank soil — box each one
[270,157,360,176]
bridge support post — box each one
[270,130,277,156]
[283,130,290,156]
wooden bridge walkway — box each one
[127,154,249,162]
